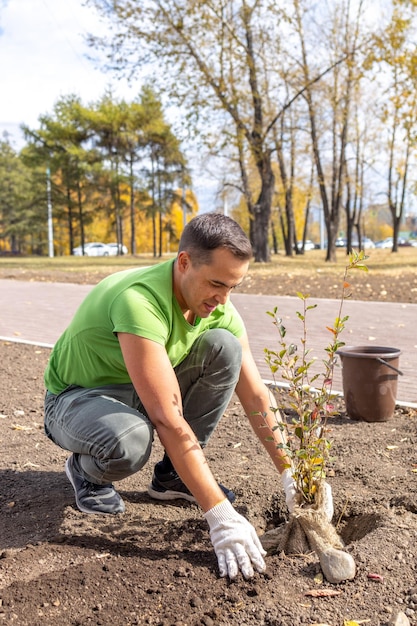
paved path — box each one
[1,279,416,405]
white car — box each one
[375,237,393,249]
[72,242,111,257]
[296,239,316,251]
[107,243,129,255]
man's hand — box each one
[281,468,334,521]
[204,499,266,580]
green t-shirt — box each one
[44,259,245,394]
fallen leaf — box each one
[386,445,398,450]
[344,621,360,626]
[367,572,384,582]
[314,572,324,584]
[305,589,342,597]
[11,424,33,431]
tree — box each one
[87,0,383,262]
[369,1,417,252]
[22,95,99,255]
[0,135,37,253]
[290,0,367,261]
[86,1,302,261]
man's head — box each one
[174,214,252,319]
[178,213,252,266]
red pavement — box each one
[0,279,416,405]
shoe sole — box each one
[65,457,125,515]
[147,483,196,503]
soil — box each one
[1,268,417,626]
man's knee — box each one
[102,419,154,482]
[200,328,242,368]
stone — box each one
[387,611,411,626]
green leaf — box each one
[294,426,303,440]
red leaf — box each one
[367,573,384,583]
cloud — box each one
[0,0,136,142]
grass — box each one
[0,253,166,278]
[0,247,416,278]
[245,247,417,283]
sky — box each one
[0,0,144,143]
[0,0,218,211]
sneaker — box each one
[65,454,125,515]
[147,461,236,504]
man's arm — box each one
[119,331,267,579]
[118,332,226,512]
[235,330,291,474]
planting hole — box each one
[338,513,385,544]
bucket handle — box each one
[376,357,403,376]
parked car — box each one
[72,242,111,257]
[335,236,375,249]
[375,237,393,249]
[360,237,376,249]
[296,239,316,251]
[375,236,415,248]
[107,243,128,255]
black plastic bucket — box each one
[336,346,402,422]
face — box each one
[174,247,249,319]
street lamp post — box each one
[46,167,54,258]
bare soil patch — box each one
[1,268,417,625]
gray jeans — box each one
[44,329,242,485]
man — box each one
[44,214,300,580]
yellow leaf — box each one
[386,445,398,450]
[344,621,360,626]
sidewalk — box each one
[1,279,416,404]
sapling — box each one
[264,250,369,509]
[260,251,368,583]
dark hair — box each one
[178,213,252,265]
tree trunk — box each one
[252,157,275,262]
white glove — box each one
[281,467,298,513]
[204,499,266,580]
[281,468,334,522]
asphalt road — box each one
[1,279,416,405]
